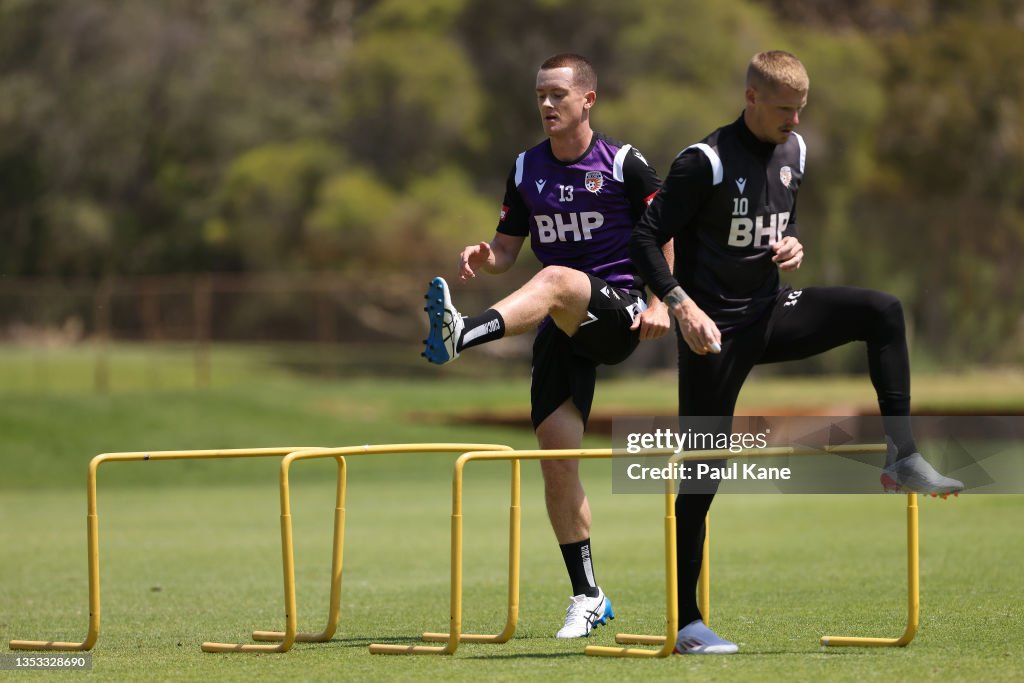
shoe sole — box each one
[880,472,961,498]
[422,277,456,365]
[673,644,739,655]
[595,598,614,630]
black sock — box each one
[883,414,918,460]
[559,539,599,598]
[457,309,505,352]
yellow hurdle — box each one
[599,444,919,655]
[247,443,516,652]
[8,447,330,654]
[368,448,677,656]
[370,444,919,657]
[7,443,514,654]
[602,446,917,655]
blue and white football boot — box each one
[422,276,464,365]
[555,587,614,638]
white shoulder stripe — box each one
[514,152,525,187]
[683,143,724,185]
[612,144,632,183]
[793,132,806,173]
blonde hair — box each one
[746,51,808,93]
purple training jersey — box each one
[497,132,660,292]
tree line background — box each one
[1,0,1022,365]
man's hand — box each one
[772,235,804,271]
[629,301,671,341]
[458,241,494,280]
[669,297,722,355]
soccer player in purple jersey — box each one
[630,50,963,654]
[421,53,672,638]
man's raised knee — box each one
[535,265,584,290]
[869,291,906,340]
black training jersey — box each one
[497,132,661,292]
[631,114,805,332]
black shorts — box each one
[530,273,646,429]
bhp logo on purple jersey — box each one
[534,212,604,243]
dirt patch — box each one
[443,405,867,436]
[438,405,1022,436]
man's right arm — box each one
[629,148,711,300]
[459,167,528,280]
[630,148,723,354]
[459,233,525,280]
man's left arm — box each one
[772,196,804,271]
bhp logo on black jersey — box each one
[728,211,790,248]
[535,212,604,243]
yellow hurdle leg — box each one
[821,493,919,647]
[368,455,471,654]
[700,514,710,624]
[252,455,347,643]
[203,454,307,653]
[586,473,678,657]
[611,509,711,649]
[422,458,521,644]
[10,457,104,652]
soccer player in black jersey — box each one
[422,54,672,638]
[630,50,964,654]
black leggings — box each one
[675,286,911,627]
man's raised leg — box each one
[491,265,591,336]
[422,266,591,364]
[759,287,964,496]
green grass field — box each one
[2,345,1023,681]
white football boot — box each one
[674,619,739,654]
[880,439,964,498]
[555,588,614,638]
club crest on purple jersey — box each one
[584,171,604,194]
[779,165,792,188]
